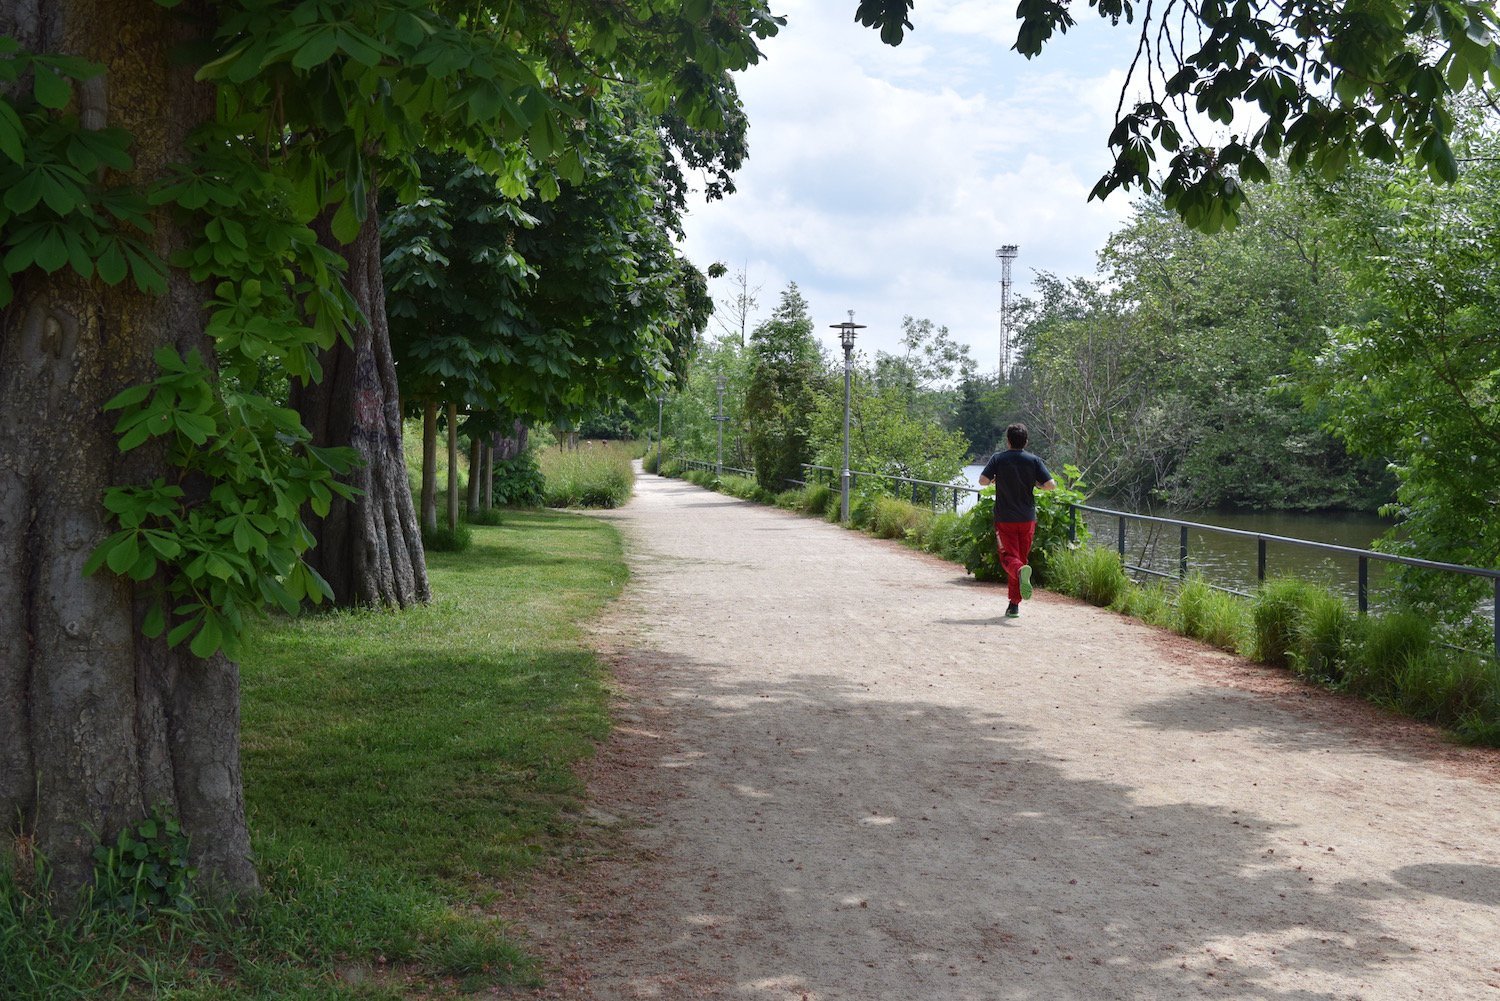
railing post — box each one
[1117,515,1126,558]
[1069,505,1077,544]
[1493,578,1498,663]
[1179,525,1189,580]
[1358,557,1369,615]
[1257,538,1267,584]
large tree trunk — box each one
[293,189,429,608]
[0,0,258,903]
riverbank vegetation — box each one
[1046,546,1500,746]
[1,511,621,997]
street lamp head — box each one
[830,310,867,354]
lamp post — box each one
[656,393,666,477]
[714,373,728,477]
[830,310,866,523]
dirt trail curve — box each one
[510,469,1500,1001]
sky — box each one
[678,0,1152,372]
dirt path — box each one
[508,471,1500,1000]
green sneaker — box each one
[1018,564,1033,600]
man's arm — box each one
[1039,479,1056,491]
[978,474,993,486]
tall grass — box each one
[1174,577,1249,652]
[2,510,623,997]
[1048,545,1129,608]
[538,442,636,508]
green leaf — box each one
[105,533,140,574]
[189,615,222,659]
[0,100,24,165]
[330,195,361,244]
[142,603,166,639]
[103,384,152,411]
[33,68,69,109]
[292,27,339,70]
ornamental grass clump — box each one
[1289,589,1355,683]
[870,496,930,541]
[539,445,634,508]
[1250,578,1315,667]
[1172,577,1248,652]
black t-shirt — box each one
[980,449,1052,523]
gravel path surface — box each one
[509,470,1500,1000]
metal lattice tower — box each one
[996,245,1019,377]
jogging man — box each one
[978,423,1056,618]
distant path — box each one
[512,469,1500,1000]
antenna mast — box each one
[995,245,1019,378]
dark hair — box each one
[1005,423,1028,449]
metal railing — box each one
[678,458,756,479]
[1072,502,1500,660]
[800,464,981,513]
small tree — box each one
[743,284,826,491]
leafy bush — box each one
[719,474,774,503]
[957,465,1088,585]
[490,450,546,507]
[92,808,195,920]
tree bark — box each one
[481,440,493,511]
[421,399,438,532]
[293,188,429,608]
[446,402,458,530]
[466,432,482,515]
[0,0,258,903]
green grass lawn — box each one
[3,509,624,999]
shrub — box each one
[490,450,545,507]
[959,465,1089,585]
[642,447,661,474]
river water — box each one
[959,463,1394,606]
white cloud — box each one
[680,1,1143,367]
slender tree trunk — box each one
[0,0,257,903]
[293,188,429,608]
[421,399,438,532]
[466,432,482,514]
[446,403,459,530]
[482,441,493,511]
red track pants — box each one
[995,520,1037,604]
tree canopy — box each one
[853,0,1500,230]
